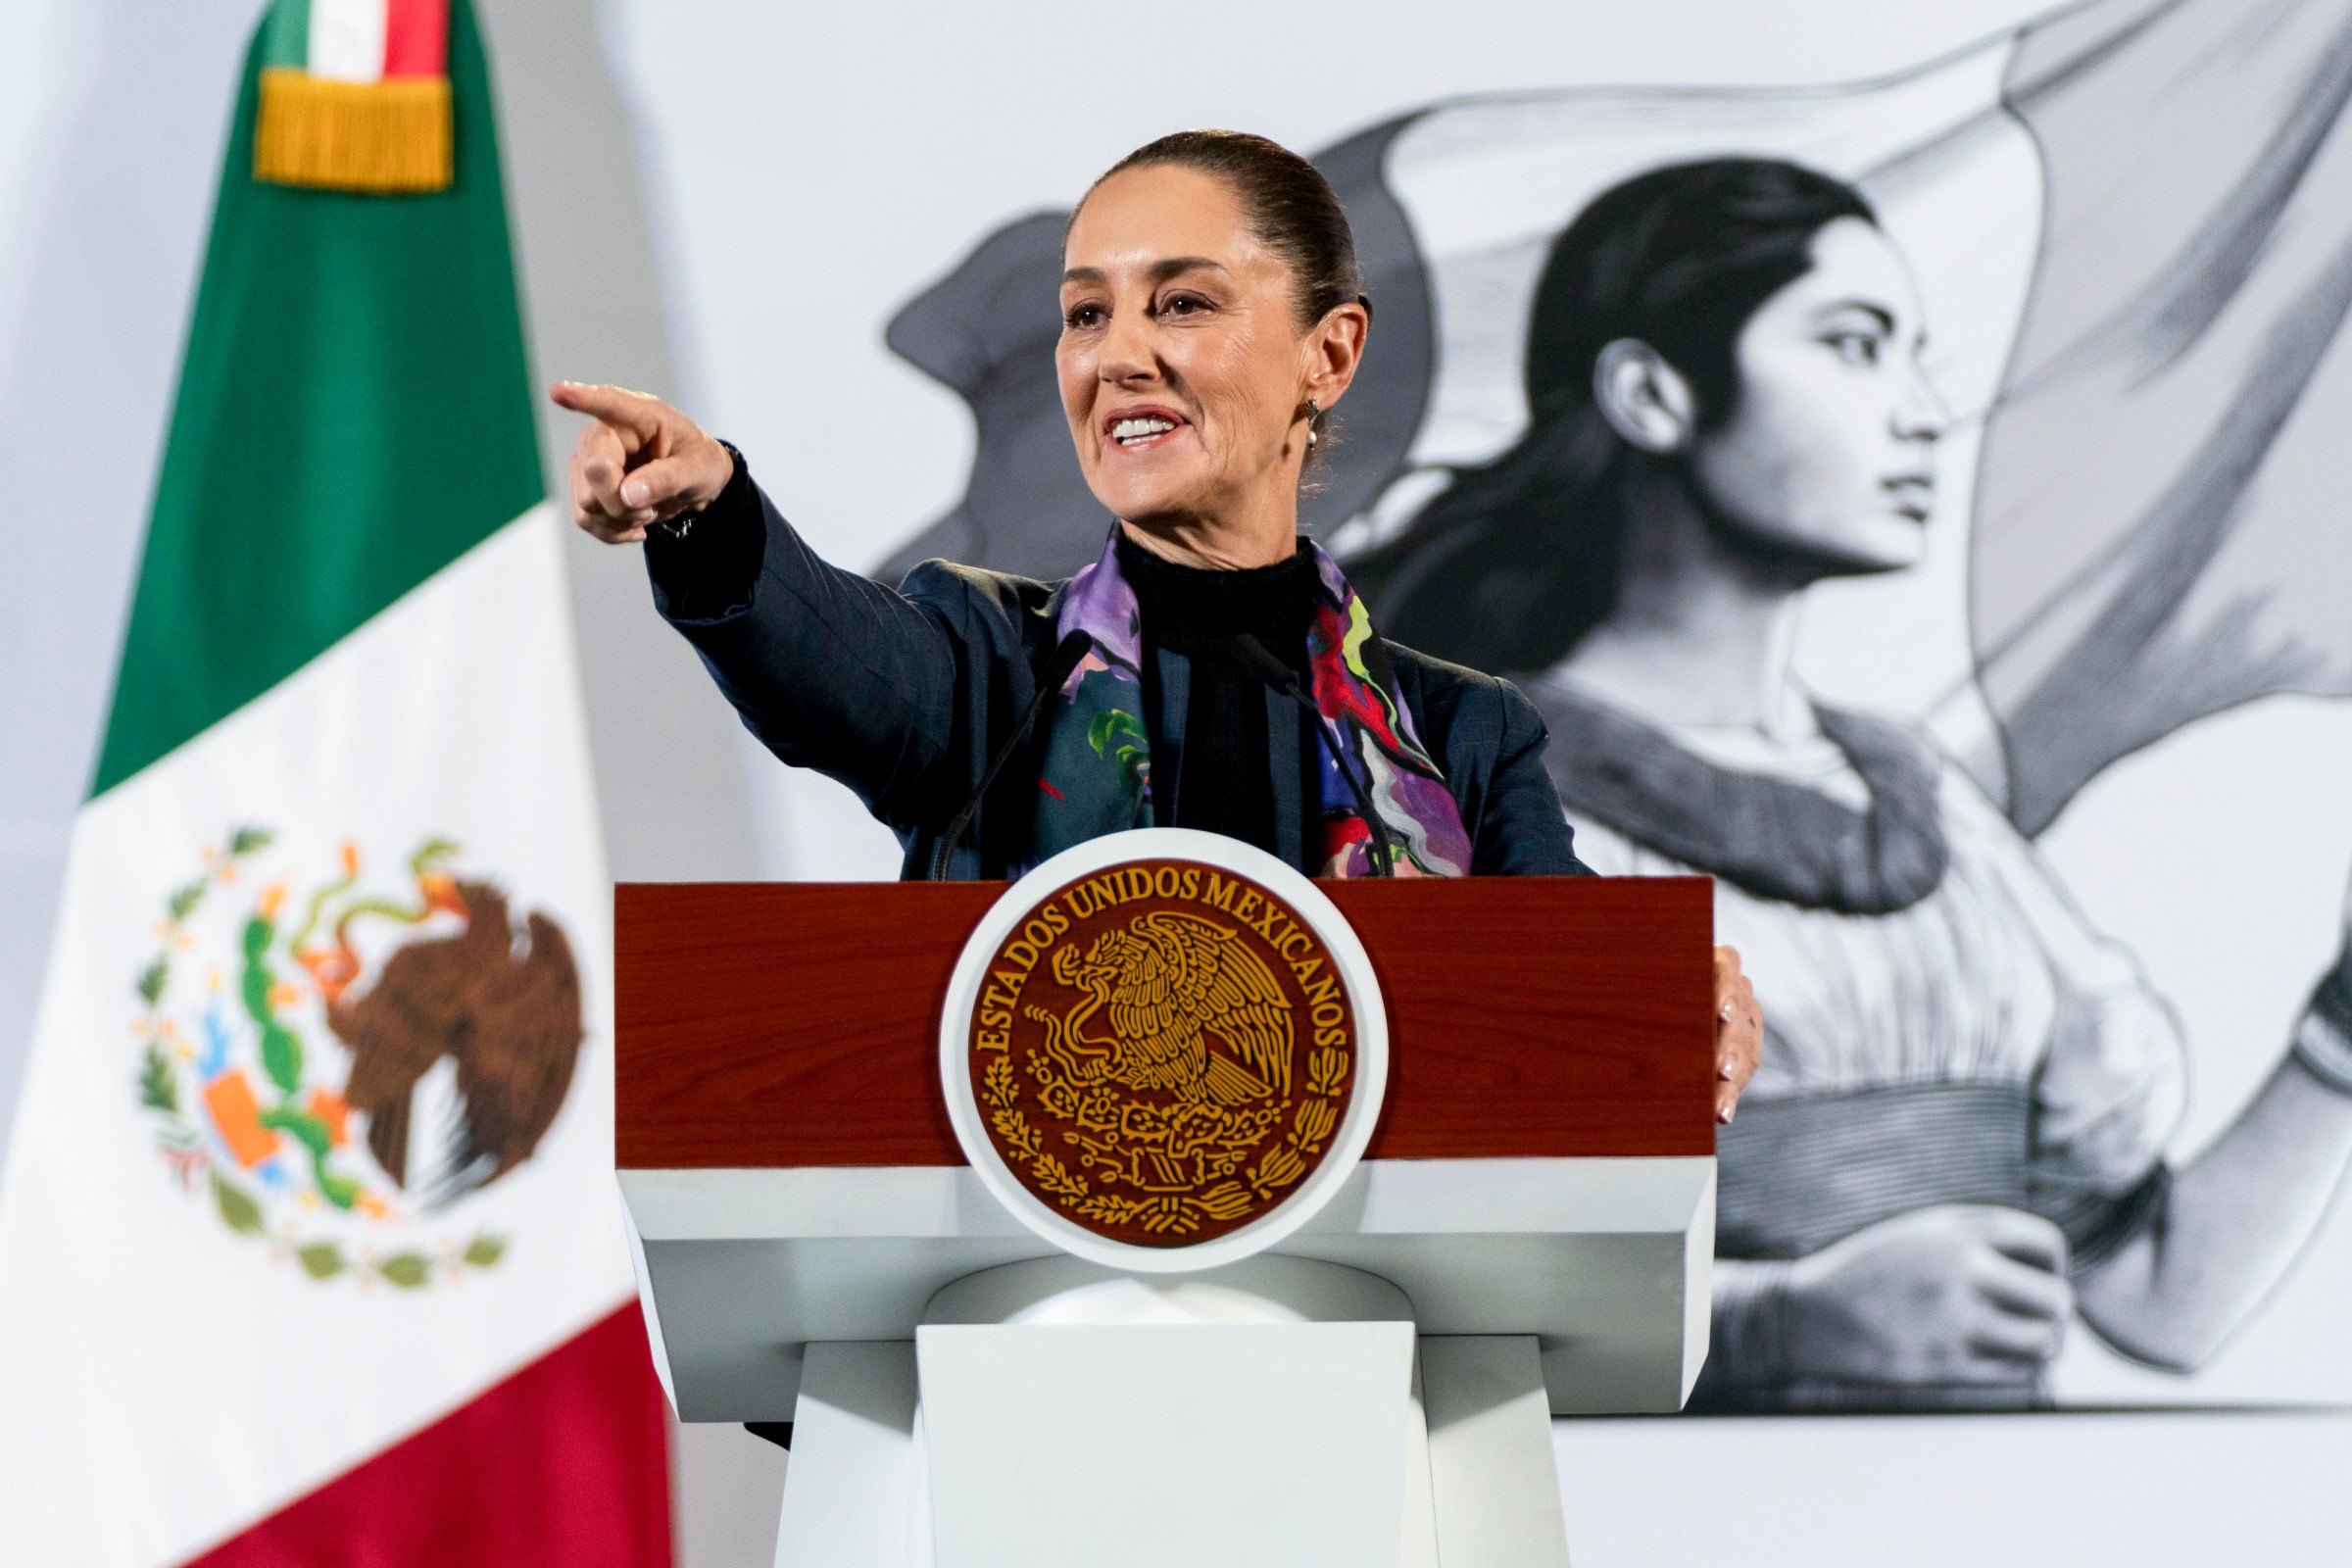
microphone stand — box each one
[928,631,1094,881]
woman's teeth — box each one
[1112,416,1177,446]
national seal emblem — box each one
[943,829,1387,1269]
[132,825,584,1290]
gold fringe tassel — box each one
[254,68,452,195]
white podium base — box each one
[923,1320,1416,1567]
[772,1256,1571,1568]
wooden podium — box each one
[617,859,1716,1568]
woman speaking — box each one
[553,130,1760,1118]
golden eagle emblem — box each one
[1038,910,1293,1107]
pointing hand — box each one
[549,382,735,544]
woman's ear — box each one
[1592,338,1698,454]
[1303,300,1371,410]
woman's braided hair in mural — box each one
[1352,158,1875,672]
[1080,129,1367,465]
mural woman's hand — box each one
[1782,1205,2073,1388]
[1713,945,1762,1123]
[550,382,735,544]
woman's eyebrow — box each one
[1814,300,1896,332]
[1147,256,1229,284]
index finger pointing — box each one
[549,381,664,441]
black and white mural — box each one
[882,0,2352,1411]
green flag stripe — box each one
[259,0,309,71]
[93,0,540,799]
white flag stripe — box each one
[308,0,388,84]
[0,507,631,1568]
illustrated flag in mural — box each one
[1968,0,2352,834]
[0,3,670,1564]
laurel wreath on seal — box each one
[982,1037,1352,1237]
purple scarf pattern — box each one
[1028,533,1473,878]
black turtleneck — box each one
[1114,530,1319,859]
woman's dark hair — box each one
[1350,158,1876,672]
[1082,130,1365,455]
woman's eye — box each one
[1158,292,1210,318]
[1063,303,1105,330]
[1826,332,1882,366]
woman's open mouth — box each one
[1103,407,1188,454]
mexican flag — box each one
[0,3,670,1563]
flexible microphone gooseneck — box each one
[1231,634,1396,877]
[928,630,1095,881]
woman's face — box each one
[1688,216,1946,575]
[1056,165,1348,537]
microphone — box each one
[928,631,1095,881]
[1232,634,1396,877]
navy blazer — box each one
[647,473,1590,881]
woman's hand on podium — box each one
[550,381,735,544]
[1714,944,1762,1124]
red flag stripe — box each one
[186,1302,672,1568]
[381,0,451,78]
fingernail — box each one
[621,481,647,506]
[1719,1103,1735,1124]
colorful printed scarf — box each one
[1028,533,1474,877]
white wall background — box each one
[2,1,2347,1563]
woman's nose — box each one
[1096,304,1158,384]
[1893,362,1949,443]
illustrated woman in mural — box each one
[1357,159,2352,1410]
